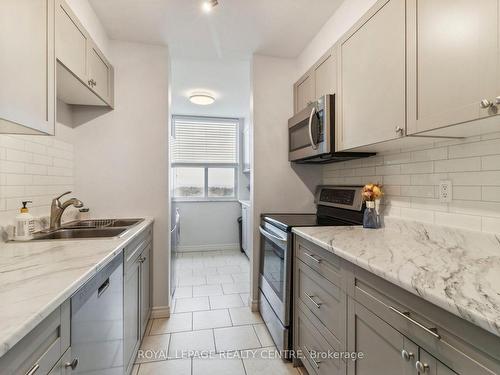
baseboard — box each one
[150,305,170,319]
[177,243,241,253]
[250,298,259,312]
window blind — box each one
[172,116,239,164]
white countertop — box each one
[239,200,251,207]
[293,218,500,338]
[0,218,153,358]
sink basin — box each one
[62,218,144,229]
[33,228,127,240]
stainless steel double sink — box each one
[31,218,144,241]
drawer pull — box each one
[25,364,39,375]
[304,346,321,369]
[416,361,430,373]
[401,349,414,361]
[65,358,79,370]
[303,252,322,264]
[304,293,322,308]
[389,306,441,340]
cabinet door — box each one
[406,0,499,135]
[88,42,112,104]
[339,0,406,150]
[315,50,337,99]
[243,126,250,172]
[295,72,315,113]
[348,300,416,375]
[55,0,88,81]
[124,259,140,374]
[0,0,55,135]
[418,349,459,375]
[140,245,151,339]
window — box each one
[171,116,239,200]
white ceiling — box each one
[89,0,344,60]
[171,58,250,118]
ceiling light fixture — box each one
[202,0,218,13]
[189,93,216,105]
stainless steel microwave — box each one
[288,94,375,163]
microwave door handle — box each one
[259,226,287,243]
[308,106,318,150]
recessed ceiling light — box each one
[202,0,218,13]
[189,93,216,105]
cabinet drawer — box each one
[0,301,70,375]
[296,305,346,375]
[124,225,152,271]
[296,259,346,347]
[296,236,344,288]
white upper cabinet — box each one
[0,0,55,135]
[406,0,500,135]
[338,0,406,151]
[314,48,337,99]
[88,42,114,106]
[294,72,315,113]
[55,0,114,108]
[56,0,88,81]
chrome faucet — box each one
[50,191,84,230]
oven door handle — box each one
[259,226,287,243]
[308,106,318,150]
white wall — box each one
[296,0,377,78]
[73,41,170,311]
[173,201,240,251]
[250,55,322,305]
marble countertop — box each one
[0,218,153,358]
[293,219,500,338]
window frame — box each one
[171,115,240,202]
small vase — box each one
[363,201,379,229]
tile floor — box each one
[132,250,299,375]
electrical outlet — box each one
[439,180,453,203]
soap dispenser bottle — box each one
[15,201,35,241]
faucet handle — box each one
[56,191,72,200]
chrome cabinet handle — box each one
[389,306,441,340]
[25,364,39,375]
[303,251,322,264]
[480,99,494,109]
[304,346,321,369]
[304,293,322,308]
[415,361,430,373]
[395,126,404,135]
[65,357,79,370]
[401,349,414,362]
[308,106,319,150]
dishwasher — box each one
[71,253,124,374]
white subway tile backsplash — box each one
[434,212,482,231]
[323,133,500,234]
[0,134,75,227]
[400,161,433,174]
[434,157,481,173]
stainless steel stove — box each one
[258,185,365,355]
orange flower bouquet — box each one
[362,183,383,229]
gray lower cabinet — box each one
[347,299,417,375]
[124,225,153,375]
[0,301,70,375]
[293,235,500,375]
[48,348,73,375]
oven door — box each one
[259,223,291,326]
[288,95,333,162]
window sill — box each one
[172,198,240,203]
